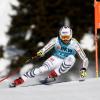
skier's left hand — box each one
[80,68,87,78]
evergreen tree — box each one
[5,0,98,74]
[7,0,94,50]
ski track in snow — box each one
[0,78,100,100]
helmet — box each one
[59,26,72,41]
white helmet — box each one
[59,26,72,41]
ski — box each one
[9,79,86,88]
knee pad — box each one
[58,55,76,74]
[34,65,49,75]
[64,55,76,66]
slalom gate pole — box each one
[95,29,99,78]
[94,0,99,78]
[0,55,38,83]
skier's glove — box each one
[37,50,44,57]
[80,68,87,78]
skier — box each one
[10,26,88,87]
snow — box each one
[25,25,35,40]
[0,1,99,100]
[3,46,25,59]
[64,17,70,26]
[0,78,100,100]
[0,58,11,77]
[80,33,95,52]
[25,29,32,40]
[37,41,45,47]
[0,0,19,46]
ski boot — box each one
[9,77,24,88]
[40,77,56,85]
[40,70,57,85]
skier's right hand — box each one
[37,50,44,57]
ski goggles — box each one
[60,35,71,41]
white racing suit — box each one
[22,37,88,80]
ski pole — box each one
[25,55,38,64]
[0,55,38,83]
[0,67,20,83]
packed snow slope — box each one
[0,78,100,100]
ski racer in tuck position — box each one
[10,26,89,87]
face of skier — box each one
[59,26,72,43]
[59,35,71,43]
